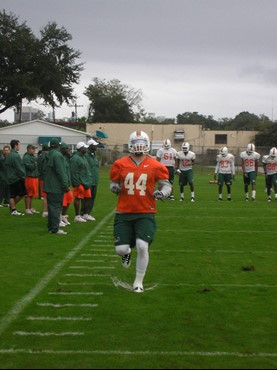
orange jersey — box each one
[110,155,169,214]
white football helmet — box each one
[247,143,255,154]
[163,139,171,149]
[269,147,277,158]
[182,142,190,153]
[128,130,150,154]
[220,147,228,157]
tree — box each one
[226,111,262,130]
[255,123,277,146]
[176,112,220,129]
[0,11,83,115]
[84,78,143,123]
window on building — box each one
[215,134,227,144]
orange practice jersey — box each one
[110,155,169,214]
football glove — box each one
[175,169,181,175]
[110,183,121,194]
[152,190,164,200]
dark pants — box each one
[0,180,10,205]
[81,185,97,215]
[46,192,64,233]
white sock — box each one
[252,190,256,198]
[219,194,222,199]
[180,193,184,198]
[134,239,149,287]
[191,192,195,198]
[245,192,249,198]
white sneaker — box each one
[11,210,23,216]
[74,215,87,223]
[42,212,48,217]
[83,214,96,221]
[133,285,144,293]
[31,209,40,214]
[49,229,67,235]
[25,209,33,214]
[61,216,70,225]
[59,220,67,227]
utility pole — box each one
[69,101,83,122]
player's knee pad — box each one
[115,244,130,256]
[136,239,149,255]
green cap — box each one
[27,144,37,150]
[60,142,69,150]
[42,143,49,151]
[49,138,61,147]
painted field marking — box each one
[76,260,118,264]
[0,348,276,358]
[158,215,277,219]
[36,303,98,308]
[13,331,84,337]
[0,209,114,337]
[27,316,92,321]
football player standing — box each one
[214,147,235,201]
[110,131,171,293]
[262,147,277,202]
[175,142,196,202]
[156,139,177,200]
[240,144,261,201]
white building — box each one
[0,119,91,155]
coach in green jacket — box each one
[43,138,69,235]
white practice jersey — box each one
[240,151,260,173]
[177,151,196,171]
[215,153,235,174]
[156,147,177,167]
[262,155,277,175]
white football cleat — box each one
[133,285,144,293]
[74,215,87,223]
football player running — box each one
[262,147,277,202]
[110,131,171,293]
[156,139,177,200]
[214,147,235,201]
[175,142,196,202]
[240,144,260,201]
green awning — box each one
[38,136,61,144]
[96,130,108,139]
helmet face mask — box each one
[182,142,190,153]
[247,143,255,154]
[128,131,150,155]
[163,139,171,149]
[220,146,228,157]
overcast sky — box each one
[1,0,277,122]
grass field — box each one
[0,166,276,369]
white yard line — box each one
[0,209,114,337]
[13,331,84,337]
[81,254,115,257]
[27,316,92,321]
[64,273,111,277]
[48,292,103,296]
[160,229,277,233]
[36,303,98,308]
[0,348,276,358]
[69,266,115,269]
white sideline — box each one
[0,348,276,358]
[0,209,114,337]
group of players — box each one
[156,140,277,203]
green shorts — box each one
[244,171,257,185]
[166,166,175,185]
[179,169,194,186]
[266,174,277,190]
[114,213,157,248]
[218,173,232,186]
